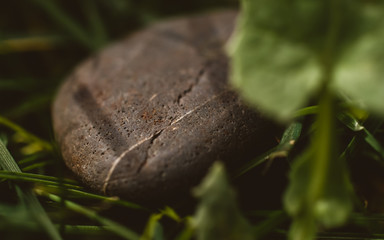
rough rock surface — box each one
[52,10,278,203]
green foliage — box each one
[229,0,384,239]
[228,0,384,121]
[192,162,254,240]
[333,9,384,117]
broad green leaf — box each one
[192,162,253,240]
[228,28,321,121]
[227,0,360,121]
[333,5,384,117]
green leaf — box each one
[227,0,370,121]
[192,162,253,240]
[333,5,384,117]
[227,0,332,121]
[228,26,321,121]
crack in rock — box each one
[136,129,164,173]
[177,67,205,105]
[103,90,229,194]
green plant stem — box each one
[308,89,336,203]
[320,0,343,78]
[307,0,343,206]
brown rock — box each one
[52,10,278,204]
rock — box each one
[52,10,279,204]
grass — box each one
[1,1,384,240]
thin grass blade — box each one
[0,115,53,152]
[36,185,147,211]
[0,139,62,240]
[36,190,140,240]
[235,121,302,177]
[30,0,96,50]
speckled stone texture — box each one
[52,10,279,204]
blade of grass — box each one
[0,79,37,91]
[83,0,108,48]
[0,139,62,240]
[0,115,53,152]
[37,185,147,211]
[30,0,96,50]
[160,206,182,222]
[361,128,384,158]
[0,170,82,189]
[234,146,278,178]
[0,215,123,237]
[140,213,164,240]
[18,152,47,165]
[174,217,194,240]
[140,206,182,240]
[35,189,140,240]
[294,105,319,117]
[338,113,384,161]
[317,232,384,240]
[22,161,51,171]
[252,211,288,239]
[234,121,302,178]
[4,93,52,119]
[352,213,384,222]
[0,36,62,54]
